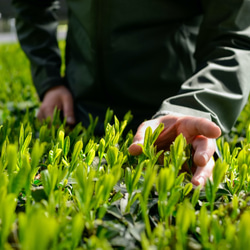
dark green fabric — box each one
[12,0,250,133]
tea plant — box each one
[1,42,250,249]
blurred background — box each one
[0,0,68,43]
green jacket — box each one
[12,0,250,133]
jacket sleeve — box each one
[12,0,64,100]
[155,0,250,134]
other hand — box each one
[128,114,221,186]
[37,85,75,125]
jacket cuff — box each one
[153,101,212,121]
[35,76,65,101]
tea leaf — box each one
[157,166,175,200]
[19,123,24,148]
[41,169,51,196]
[72,140,83,162]
[170,133,187,173]
[144,126,152,151]
[58,130,65,149]
[199,204,210,246]
[71,213,84,249]
[21,132,32,155]
[86,148,96,166]
[191,185,201,207]
[132,163,143,191]
[183,183,193,197]
[6,144,18,176]
[213,159,228,192]
[18,210,58,250]
[0,189,17,247]
[205,178,214,204]
[238,211,250,249]
[106,146,119,166]
[125,167,132,195]
[176,199,195,243]
[10,154,30,195]
[104,108,114,129]
[237,164,247,193]
[142,162,156,200]
[30,140,44,171]
[175,172,185,186]
[164,191,181,217]
[63,136,70,157]
[151,123,164,144]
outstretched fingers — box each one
[192,136,217,167]
[178,116,221,139]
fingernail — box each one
[197,176,206,187]
[132,140,139,145]
[134,140,144,145]
[203,153,209,163]
[67,116,75,124]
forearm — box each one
[12,0,63,99]
[157,50,250,133]
[155,0,250,134]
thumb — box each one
[62,93,75,125]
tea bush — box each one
[1,42,250,249]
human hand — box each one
[37,85,75,125]
[128,115,221,186]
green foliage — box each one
[1,42,250,249]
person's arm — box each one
[12,0,75,124]
[12,0,63,98]
[129,0,250,186]
[154,0,250,134]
